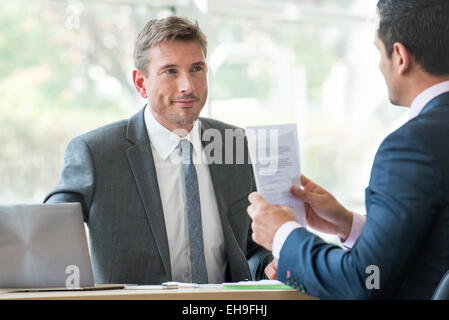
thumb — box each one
[290,185,320,205]
[248,192,270,208]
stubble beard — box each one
[167,110,199,129]
[151,102,202,132]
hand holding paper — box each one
[291,175,354,240]
[245,124,353,245]
[247,192,297,251]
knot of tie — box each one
[180,139,194,164]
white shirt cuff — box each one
[340,212,366,249]
[272,221,303,260]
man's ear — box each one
[392,42,411,76]
[132,69,148,98]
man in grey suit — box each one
[45,16,271,285]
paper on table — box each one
[246,124,306,226]
[123,282,221,290]
[221,280,292,290]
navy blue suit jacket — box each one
[277,92,449,299]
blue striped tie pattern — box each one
[180,139,208,284]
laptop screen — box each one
[0,203,94,288]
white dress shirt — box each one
[144,106,226,283]
[272,80,449,259]
[409,80,449,120]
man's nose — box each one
[178,72,195,94]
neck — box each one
[401,73,449,107]
[172,126,193,138]
[149,109,194,137]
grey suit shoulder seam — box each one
[78,137,97,214]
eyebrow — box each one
[158,64,178,72]
[158,61,206,72]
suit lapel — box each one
[125,107,171,280]
[200,119,230,220]
[200,119,248,281]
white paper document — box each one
[221,280,291,290]
[246,124,305,226]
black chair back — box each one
[432,270,449,300]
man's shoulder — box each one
[375,107,449,174]
[386,106,449,148]
[199,117,244,134]
[200,117,243,130]
[405,95,449,137]
[73,118,129,145]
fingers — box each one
[248,194,298,251]
[247,197,279,221]
[264,261,277,280]
[247,204,256,219]
[301,174,321,192]
[248,192,270,209]
[247,192,267,220]
[300,174,311,186]
[303,202,311,222]
[300,174,329,197]
[290,184,319,204]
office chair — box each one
[432,270,449,300]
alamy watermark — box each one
[166,127,280,175]
[65,264,80,289]
[365,265,380,290]
[65,1,84,30]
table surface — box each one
[0,286,317,300]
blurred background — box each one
[0,0,409,241]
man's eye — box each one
[192,66,202,72]
[165,69,177,74]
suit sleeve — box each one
[276,128,442,299]
[44,137,95,222]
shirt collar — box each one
[409,80,449,120]
[144,105,202,160]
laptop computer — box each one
[0,203,95,289]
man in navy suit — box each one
[248,0,449,299]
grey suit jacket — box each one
[45,107,271,284]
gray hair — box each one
[134,16,208,76]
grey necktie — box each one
[180,139,208,284]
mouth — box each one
[172,99,199,108]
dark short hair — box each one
[134,16,207,75]
[377,0,449,76]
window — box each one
[1,0,407,244]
